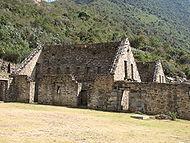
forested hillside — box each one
[0,0,190,78]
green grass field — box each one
[0,103,189,143]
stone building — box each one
[1,38,190,120]
[11,38,141,106]
[137,60,166,83]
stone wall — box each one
[112,39,141,82]
[14,47,42,79]
[137,60,166,83]
[0,59,17,79]
[6,75,35,103]
[35,42,121,94]
[89,79,190,120]
[38,75,82,107]
[0,80,8,101]
[39,42,120,78]
[113,81,190,120]
[153,60,166,83]
[88,75,115,110]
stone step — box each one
[131,114,150,120]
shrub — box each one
[184,67,190,79]
[178,54,190,64]
[3,52,19,63]
[130,35,149,49]
[168,112,177,121]
[78,11,90,20]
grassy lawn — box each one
[0,103,190,143]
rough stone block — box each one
[131,115,150,120]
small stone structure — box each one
[131,115,150,120]
[137,60,166,83]
[1,38,190,120]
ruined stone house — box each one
[8,39,141,106]
[1,38,190,120]
[137,60,166,83]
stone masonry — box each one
[0,59,17,79]
[6,75,35,103]
[2,38,190,120]
[32,38,141,106]
[137,60,166,83]
[38,75,82,107]
[89,78,190,120]
[112,39,141,81]
[113,81,190,120]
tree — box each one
[130,35,148,49]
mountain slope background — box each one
[0,0,190,78]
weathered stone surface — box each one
[38,75,82,107]
[14,46,42,79]
[113,81,190,120]
[112,39,141,82]
[0,59,17,79]
[137,60,166,83]
[131,115,150,120]
[6,75,34,103]
[88,75,114,110]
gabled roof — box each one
[41,41,121,75]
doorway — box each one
[78,90,88,107]
[121,90,129,111]
[0,82,3,101]
[34,63,40,102]
[0,81,7,101]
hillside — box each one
[0,0,190,78]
